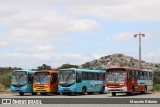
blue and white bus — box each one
[58,68,105,95]
[10,70,37,96]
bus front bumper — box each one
[33,87,50,92]
[10,85,29,93]
[105,86,128,93]
[58,86,76,93]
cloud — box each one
[0,41,7,47]
[50,0,160,22]
[0,0,159,69]
[0,52,102,69]
[106,31,160,42]
[0,0,101,48]
[69,19,100,32]
[14,45,56,53]
[143,52,160,63]
[107,32,133,41]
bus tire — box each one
[32,92,37,95]
[131,86,135,95]
[112,92,116,96]
[99,86,105,94]
[81,87,86,95]
[127,86,135,96]
[141,86,147,94]
[62,92,67,95]
[19,92,24,96]
[56,92,60,95]
[40,92,47,95]
[67,92,72,96]
[87,92,93,95]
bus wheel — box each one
[32,92,37,95]
[56,92,60,95]
[131,87,135,95]
[99,86,105,94]
[67,92,72,96]
[112,92,116,96]
[87,92,93,95]
[40,92,47,95]
[127,87,135,96]
[144,86,147,93]
[19,92,24,96]
[81,87,86,95]
[141,86,147,94]
[62,92,66,95]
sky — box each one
[0,0,160,69]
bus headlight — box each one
[119,84,124,85]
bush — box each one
[0,72,11,92]
[152,84,160,92]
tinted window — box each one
[82,72,87,80]
[51,73,57,84]
[28,74,34,84]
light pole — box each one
[134,32,145,69]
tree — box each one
[0,72,11,92]
[37,64,52,70]
[57,63,78,70]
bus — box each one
[105,67,153,96]
[33,70,59,95]
[10,70,37,96]
[58,68,105,95]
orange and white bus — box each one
[33,70,59,95]
[105,67,153,96]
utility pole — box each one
[134,32,145,69]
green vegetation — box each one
[37,64,52,70]
[152,72,160,92]
[0,65,160,92]
[56,63,78,70]
[0,67,22,92]
[0,72,11,92]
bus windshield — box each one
[11,71,27,85]
[106,71,126,84]
[59,70,75,85]
[34,72,50,85]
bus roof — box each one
[13,70,37,73]
[141,69,153,72]
[106,67,154,73]
[60,68,105,73]
[106,67,141,71]
[36,70,59,73]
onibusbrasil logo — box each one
[1,99,42,104]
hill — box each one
[80,54,160,72]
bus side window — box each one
[51,73,57,84]
[144,72,147,80]
[150,72,153,80]
[99,73,104,80]
[128,71,132,81]
[28,74,33,84]
[147,72,150,80]
[134,71,137,79]
[76,72,82,83]
[86,72,89,80]
[82,72,87,80]
[149,72,152,80]
[138,71,141,79]
[93,73,98,80]
[82,72,84,80]
[141,71,144,80]
[132,71,135,79]
[88,72,92,80]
